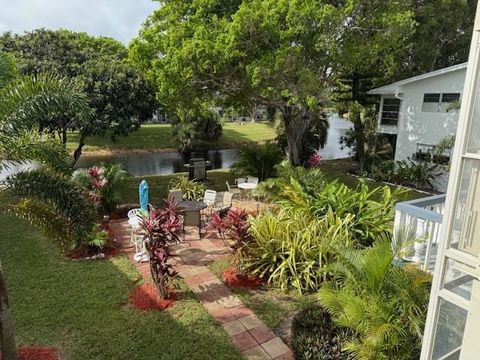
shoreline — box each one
[72,141,268,157]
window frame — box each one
[380,97,401,125]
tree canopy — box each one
[0,29,157,161]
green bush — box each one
[232,142,284,181]
[255,161,326,201]
[242,209,353,293]
[168,176,206,200]
[291,305,354,360]
[369,158,440,190]
[318,240,431,360]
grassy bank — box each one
[0,214,242,360]
[67,122,275,153]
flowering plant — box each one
[308,150,323,168]
[140,199,183,299]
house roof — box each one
[368,62,468,95]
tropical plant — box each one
[308,150,323,168]
[318,239,431,360]
[242,209,353,293]
[88,225,109,250]
[73,164,128,215]
[369,158,441,190]
[254,162,326,202]
[277,179,399,247]
[291,304,354,360]
[168,176,206,200]
[210,208,252,268]
[140,200,183,299]
[231,142,284,181]
[0,51,96,360]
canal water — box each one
[1,115,352,180]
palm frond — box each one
[0,129,71,175]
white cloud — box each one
[0,0,158,44]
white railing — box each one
[393,194,446,273]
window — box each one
[380,98,401,125]
[440,93,461,112]
[422,93,461,112]
[422,93,441,112]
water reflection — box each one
[75,148,240,176]
[75,115,352,176]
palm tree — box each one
[318,237,431,360]
[0,51,95,360]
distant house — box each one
[368,63,467,164]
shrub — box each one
[242,209,353,293]
[210,208,252,268]
[318,240,431,360]
[291,305,354,360]
[232,142,284,181]
[168,176,206,200]
[87,225,109,249]
[369,158,441,190]
[255,162,326,201]
[73,164,128,214]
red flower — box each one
[308,151,323,168]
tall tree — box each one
[0,29,157,162]
[130,0,333,165]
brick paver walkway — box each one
[109,220,294,360]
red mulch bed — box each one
[221,267,263,289]
[7,347,60,360]
[129,284,176,311]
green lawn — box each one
[121,169,237,205]
[0,214,243,360]
[67,122,275,153]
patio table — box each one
[177,200,208,238]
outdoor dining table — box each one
[177,200,208,239]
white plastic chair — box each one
[202,189,217,206]
[127,208,148,262]
[247,176,259,185]
[235,177,247,185]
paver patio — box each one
[109,219,294,360]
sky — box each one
[0,0,158,44]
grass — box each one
[208,260,316,331]
[121,169,237,205]
[66,122,275,153]
[0,214,243,360]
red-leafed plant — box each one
[308,150,323,168]
[140,199,183,299]
[210,208,252,266]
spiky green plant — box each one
[318,239,431,360]
[231,142,284,181]
[168,176,206,200]
[242,209,353,293]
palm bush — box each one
[241,209,353,293]
[232,142,284,181]
[318,239,431,360]
[168,176,205,200]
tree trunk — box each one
[282,107,306,166]
[73,133,87,166]
[61,126,68,145]
[351,73,367,174]
[0,262,18,360]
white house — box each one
[368,63,467,165]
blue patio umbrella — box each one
[139,180,149,212]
